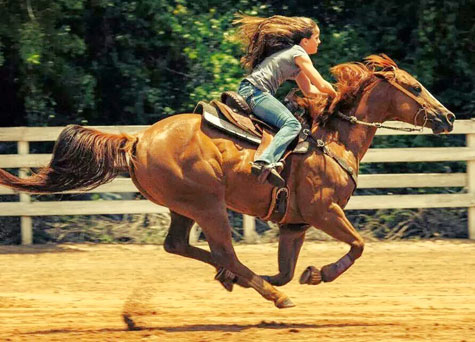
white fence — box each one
[1,119,474,244]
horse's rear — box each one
[130,113,275,218]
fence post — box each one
[189,223,201,244]
[18,141,32,245]
[467,129,475,240]
[243,215,257,243]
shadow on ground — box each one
[0,244,84,255]
[24,320,394,335]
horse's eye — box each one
[412,85,422,94]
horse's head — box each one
[294,55,456,135]
[367,55,455,134]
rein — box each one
[335,74,429,132]
[336,110,426,132]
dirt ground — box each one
[0,240,474,342]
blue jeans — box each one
[237,80,301,164]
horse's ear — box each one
[382,65,397,73]
[364,54,398,72]
[380,53,398,69]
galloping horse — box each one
[0,55,454,308]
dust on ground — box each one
[0,240,474,342]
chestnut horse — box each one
[0,55,454,308]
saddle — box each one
[194,91,271,140]
[193,91,309,155]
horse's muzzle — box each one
[431,111,455,134]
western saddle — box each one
[193,90,309,148]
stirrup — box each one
[250,161,285,187]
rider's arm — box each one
[295,72,322,98]
[295,55,337,97]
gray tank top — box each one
[245,45,308,95]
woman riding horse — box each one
[0,54,455,309]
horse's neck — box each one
[315,90,386,163]
[317,120,376,161]
[341,119,378,162]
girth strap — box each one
[305,132,358,191]
[260,154,295,223]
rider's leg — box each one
[238,81,302,186]
[251,91,302,165]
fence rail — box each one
[1,119,474,244]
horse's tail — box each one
[0,125,137,194]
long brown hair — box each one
[233,14,318,71]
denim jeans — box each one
[237,80,302,164]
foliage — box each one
[1,206,465,244]
[0,0,260,125]
[0,0,473,243]
[347,208,468,239]
[0,0,472,127]
[0,217,21,244]
[33,214,172,244]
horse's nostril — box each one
[447,113,455,124]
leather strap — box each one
[261,187,289,222]
[322,143,358,190]
[307,135,358,192]
[383,76,427,109]
[193,101,219,117]
[260,155,295,223]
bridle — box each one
[301,70,432,191]
[336,71,430,132]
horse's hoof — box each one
[215,268,235,292]
[299,266,322,285]
[275,297,296,309]
[219,280,234,292]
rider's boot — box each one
[250,161,285,187]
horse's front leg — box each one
[261,224,308,286]
[300,202,364,285]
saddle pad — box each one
[203,111,261,145]
[194,101,220,118]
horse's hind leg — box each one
[164,211,215,266]
[301,203,364,285]
[164,211,244,292]
[195,205,295,309]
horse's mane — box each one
[294,54,398,127]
